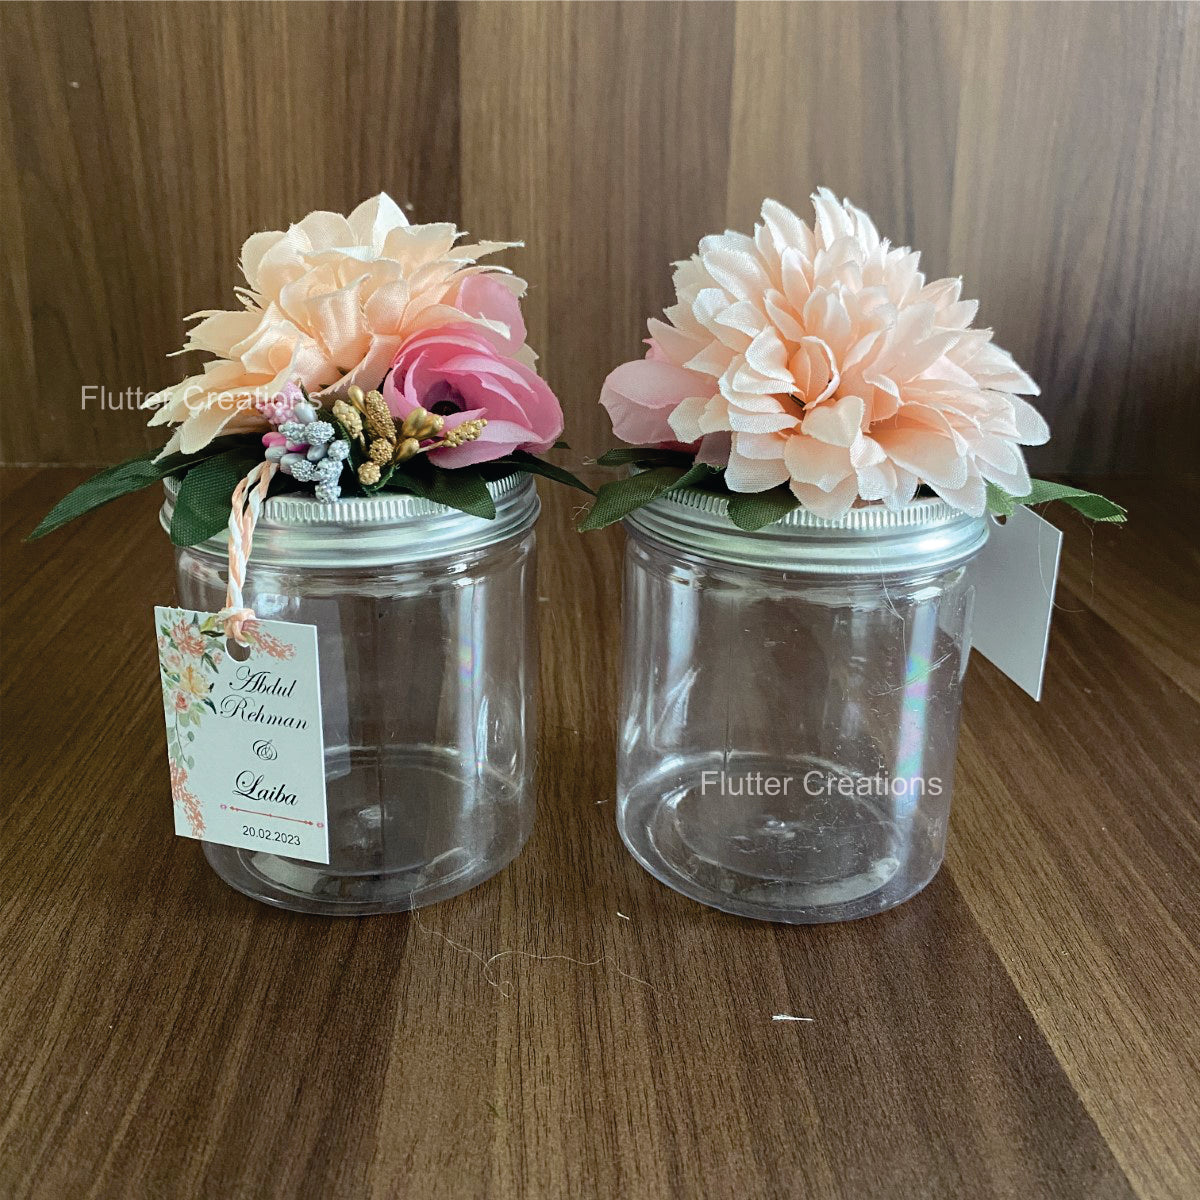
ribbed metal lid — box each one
[160,472,539,568]
[624,487,988,575]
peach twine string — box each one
[217,460,278,644]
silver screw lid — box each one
[624,486,988,575]
[161,472,539,569]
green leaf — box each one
[988,478,1127,524]
[1022,479,1128,522]
[384,461,497,519]
[500,451,594,494]
[26,435,258,541]
[578,464,714,531]
[26,454,165,540]
[595,446,694,469]
[169,447,262,546]
[726,485,800,532]
[985,481,1016,519]
[153,434,250,476]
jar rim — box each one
[161,470,539,568]
[624,487,988,575]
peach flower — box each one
[241,622,295,661]
[144,194,529,456]
[179,664,210,698]
[170,762,204,837]
[605,190,1048,518]
[171,619,206,659]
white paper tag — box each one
[969,506,1063,701]
[154,607,329,863]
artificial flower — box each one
[450,274,534,365]
[599,339,709,449]
[602,189,1049,518]
[255,380,305,426]
[383,326,562,467]
[260,396,350,501]
[33,198,587,568]
[144,194,525,456]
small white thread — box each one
[772,1014,815,1023]
[414,910,657,997]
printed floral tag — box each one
[154,607,329,863]
[969,507,1064,701]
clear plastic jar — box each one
[617,490,988,923]
[165,474,540,916]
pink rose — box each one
[383,326,563,467]
[450,274,528,359]
[599,339,709,449]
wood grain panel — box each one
[948,2,1200,477]
[727,2,967,277]
[2,1,1198,471]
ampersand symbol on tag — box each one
[253,739,279,762]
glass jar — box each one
[164,474,540,916]
[617,490,988,923]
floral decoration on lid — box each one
[581,190,1124,530]
[32,196,590,635]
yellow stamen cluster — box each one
[362,392,396,442]
[339,389,489,487]
[332,400,363,442]
[395,437,421,463]
[442,418,488,448]
[401,408,444,440]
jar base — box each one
[202,746,531,916]
[617,753,946,923]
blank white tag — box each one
[969,506,1063,701]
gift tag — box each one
[154,607,329,863]
[969,506,1063,701]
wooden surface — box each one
[3,1,1199,472]
[2,469,1198,1200]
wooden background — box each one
[2,1,1198,473]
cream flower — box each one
[178,664,210,698]
[144,194,528,455]
[619,189,1048,518]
